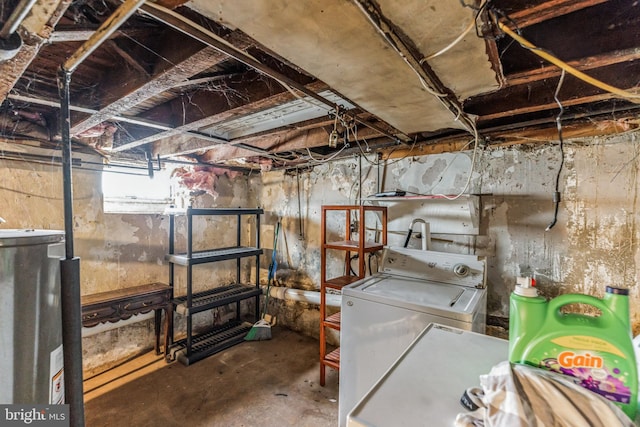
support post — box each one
[58,67,85,427]
[55,1,147,424]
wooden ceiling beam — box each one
[504,48,640,87]
[465,60,640,121]
[488,118,640,146]
[504,0,609,29]
[381,116,640,160]
[69,31,253,136]
[0,0,71,101]
[49,26,150,43]
[119,79,328,153]
[199,123,384,163]
[477,93,616,122]
[105,40,150,78]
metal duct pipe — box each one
[0,31,22,61]
[0,0,37,38]
[0,0,38,62]
[266,286,342,308]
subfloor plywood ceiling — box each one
[0,0,639,172]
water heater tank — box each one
[0,230,65,404]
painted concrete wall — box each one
[0,157,162,375]
[0,156,254,376]
[3,128,640,374]
[480,132,640,336]
[254,129,640,340]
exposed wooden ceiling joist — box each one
[465,60,640,122]
[2,0,639,170]
[504,0,609,29]
[199,122,385,163]
[114,77,328,152]
[383,116,640,160]
[0,0,71,100]
[49,25,150,42]
[70,32,253,136]
[106,39,149,78]
[504,48,640,87]
[494,0,640,75]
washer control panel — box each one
[381,246,486,288]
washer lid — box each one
[358,276,464,308]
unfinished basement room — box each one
[2,0,640,426]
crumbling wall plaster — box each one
[0,157,255,375]
[5,129,640,373]
[255,130,640,340]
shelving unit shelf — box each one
[319,205,387,386]
[166,207,263,366]
[166,247,263,265]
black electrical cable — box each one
[349,255,359,276]
[546,69,566,231]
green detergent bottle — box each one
[509,278,638,420]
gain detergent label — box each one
[536,335,632,405]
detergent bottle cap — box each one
[514,276,538,297]
[606,286,629,295]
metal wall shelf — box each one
[165,207,263,365]
[173,284,262,315]
[166,247,263,266]
[170,320,253,366]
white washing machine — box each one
[338,247,487,427]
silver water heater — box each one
[0,230,65,403]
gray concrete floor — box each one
[84,327,339,427]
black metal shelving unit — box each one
[165,207,263,366]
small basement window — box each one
[102,166,175,214]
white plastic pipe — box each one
[267,286,342,307]
[418,221,431,250]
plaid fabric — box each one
[455,361,635,427]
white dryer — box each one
[338,247,487,427]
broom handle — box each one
[262,221,281,318]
